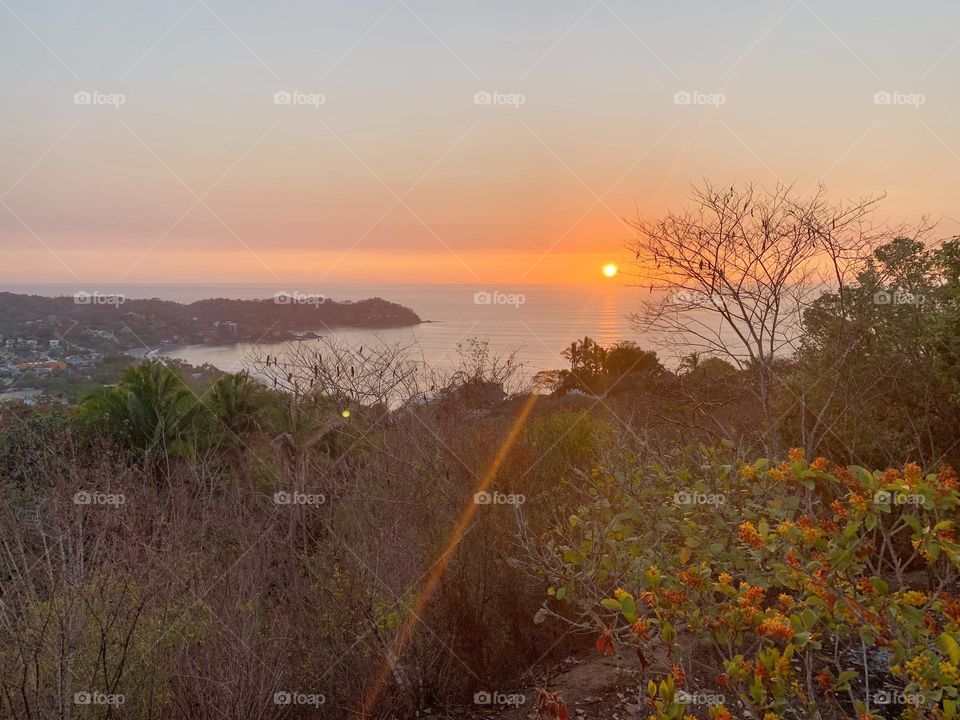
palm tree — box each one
[79,361,201,471]
[206,371,267,441]
[204,371,269,485]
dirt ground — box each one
[432,650,648,720]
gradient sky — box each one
[2,0,959,284]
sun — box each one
[602,262,618,278]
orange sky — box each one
[2,1,959,285]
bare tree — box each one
[628,181,889,449]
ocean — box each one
[4,283,659,376]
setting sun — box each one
[602,263,618,278]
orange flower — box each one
[757,612,794,640]
[777,593,795,610]
[938,465,959,490]
[815,669,834,689]
[811,456,830,471]
[595,630,615,656]
[769,465,789,482]
[833,465,858,489]
[663,589,688,605]
[789,447,805,463]
[942,593,960,624]
[901,590,927,607]
[632,619,649,638]
[717,572,733,586]
[671,663,686,684]
[739,521,764,549]
[904,462,922,486]
[738,583,765,607]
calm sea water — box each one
[5,283,658,376]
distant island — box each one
[0,291,421,349]
[0,291,421,401]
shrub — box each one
[535,450,960,719]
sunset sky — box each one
[2,0,959,284]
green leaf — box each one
[902,514,922,533]
[941,632,960,665]
[836,670,858,687]
[601,598,621,611]
[621,596,638,623]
